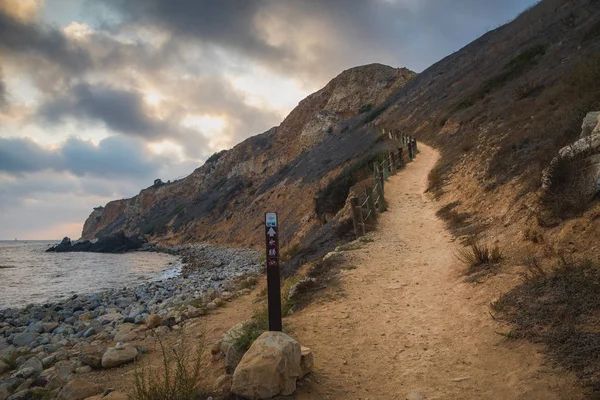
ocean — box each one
[0,240,181,309]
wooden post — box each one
[389,152,395,174]
[408,137,414,160]
[398,147,404,168]
[413,138,418,153]
[377,169,386,212]
[350,197,365,238]
[264,213,282,332]
[382,159,389,181]
[365,187,376,220]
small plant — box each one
[132,332,207,400]
[456,236,503,276]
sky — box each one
[0,0,537,240]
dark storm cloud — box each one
[0,135,163,178]
[0,8,92,74]
[0,70,6,109]
[37,83,172,140]
[104,0,280,60]
[102,0,534,76]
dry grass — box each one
[132,332,208,400]
[456,237,503,279]
[492,257,600,396]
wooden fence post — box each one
[398,147,404,168]
[413,138,418,153]
[365,187,376,219]
[383,159,389,181]
[350,197,365,238]
[376,169,386,212]
[389,151,395,174]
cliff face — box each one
[81,64,416,250]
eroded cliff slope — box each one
[81,64,416,252]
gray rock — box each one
[101,346,138,368]
[0,358,10,374]
[18,357,43,377]
[0,386,9,400]
[11,333,37,347]
[83,327,97,338]
[40,323,58,334]
[75,365,92,374]
[41,355,55,369]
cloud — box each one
[0,135,166,178]
[0,70,6,109]
[0,7,92,74]
[101,0,535,79]
[37,83,171,139]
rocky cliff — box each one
[81,64,416,253]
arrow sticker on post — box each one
[267,227,277,237]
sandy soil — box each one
[286,144,584,400]
[88,144,585,400]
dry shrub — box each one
[132,332,208,400]
[492,257,600,395]
[456,236,503,278]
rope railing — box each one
[349,128,419,238]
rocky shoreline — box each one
[0,243,263,399]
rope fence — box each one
[350,129,418,238]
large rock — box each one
[16,357,43,378]
[11,333,37,347]
[299,346,314,378]
[542,111,600,198]
[0,358,10,374]
[57,379,102,400]
[231,332,302,400]
[46,232,145,253]
[101,346,138,368]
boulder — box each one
[79,353,102,369]
[0,358,10,374]
[57,379,102,400]
[213,373,233,393]
[11,333,37,347]
[101,346,138,368]
[17,357,43,378]
[231,332,302,399]
[542,111,600,198]
[0,386,9,400]
[299,346,314,378]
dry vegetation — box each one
[492,257,600,397]
[132,332,209,400]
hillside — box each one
[378,0,600,261]
[81,64,416,256]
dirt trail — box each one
[287,144,583,400]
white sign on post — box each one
[266,212,277,227]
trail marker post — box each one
[265,212,282,331]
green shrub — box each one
[231,309,269,353]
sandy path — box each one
[287,144,583,400]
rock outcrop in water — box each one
[45,233,145,253]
